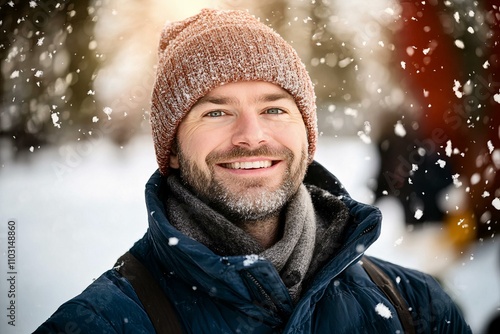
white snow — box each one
[492,149,500,169]
[453,80,463,98]
[445,140,453,157]
[10,70,19,79]
[243,254,259,267]
[344,107,358,117]
[487,140,494,154]
[168,237,179,246]
[51,113,61,128]
[492,198,500,210]
[436,159,446,168]
[338,57,353,68]
[394,122,406,137]
[375,303,392,319]
[103,107,113,120]
[454,40,465,49]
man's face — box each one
[170,81,309,222]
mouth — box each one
[219,160,275,170]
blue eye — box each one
[265,108,284,114]
[205,110,226,117]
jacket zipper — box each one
[244,271,279,314]
[339,222,378,254]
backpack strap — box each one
[115,252,183,334]
[362,256,415,334]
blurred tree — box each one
[0,0,99,157]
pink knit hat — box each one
[150,8,317,175]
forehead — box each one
[192,81,296,108]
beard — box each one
[176,145,308,223]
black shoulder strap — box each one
[115,252,183,334]
[362,256,415,334]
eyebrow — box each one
[192,92,295,108]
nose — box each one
[231,113,267,148]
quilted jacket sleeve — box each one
[32,270,156,334]
[371,257,472,333]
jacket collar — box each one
[142,160,382,307]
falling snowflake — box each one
[445,140,453,157]
[414,209,423,220]
[470,173,481,185]
[494,93,500,104]
[357,131,371,144]
[356,244,366,253]
[375,303,392,319]
[453,80,463,98]
[103,107,112,120]
[454,39,465,49]
[436,159,446,168]
[344,107,358,117]
[338,57,353,68]
[452,174,462,188]
[394,237,403,246]
[487,140,494,154]
[51,113,61,128]
[168,237,179,246]
[492,198,500,210]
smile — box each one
[220,160,273,169]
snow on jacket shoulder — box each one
[34,161,472,334]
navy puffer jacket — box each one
[35,161,471,333]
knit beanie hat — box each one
[150,8,317,175]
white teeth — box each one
[225,161,272,169]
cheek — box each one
[178,129,222,165]
[271,123,308,149]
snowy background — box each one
[1,0,499,333]
[0,134,498,333]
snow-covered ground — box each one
[0,134,498,333]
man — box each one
[35,8,471,333]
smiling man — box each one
[171,81,309,246]
[36,8,471,334]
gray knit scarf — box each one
[164,174,350,302]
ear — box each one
[169,142,180,169]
